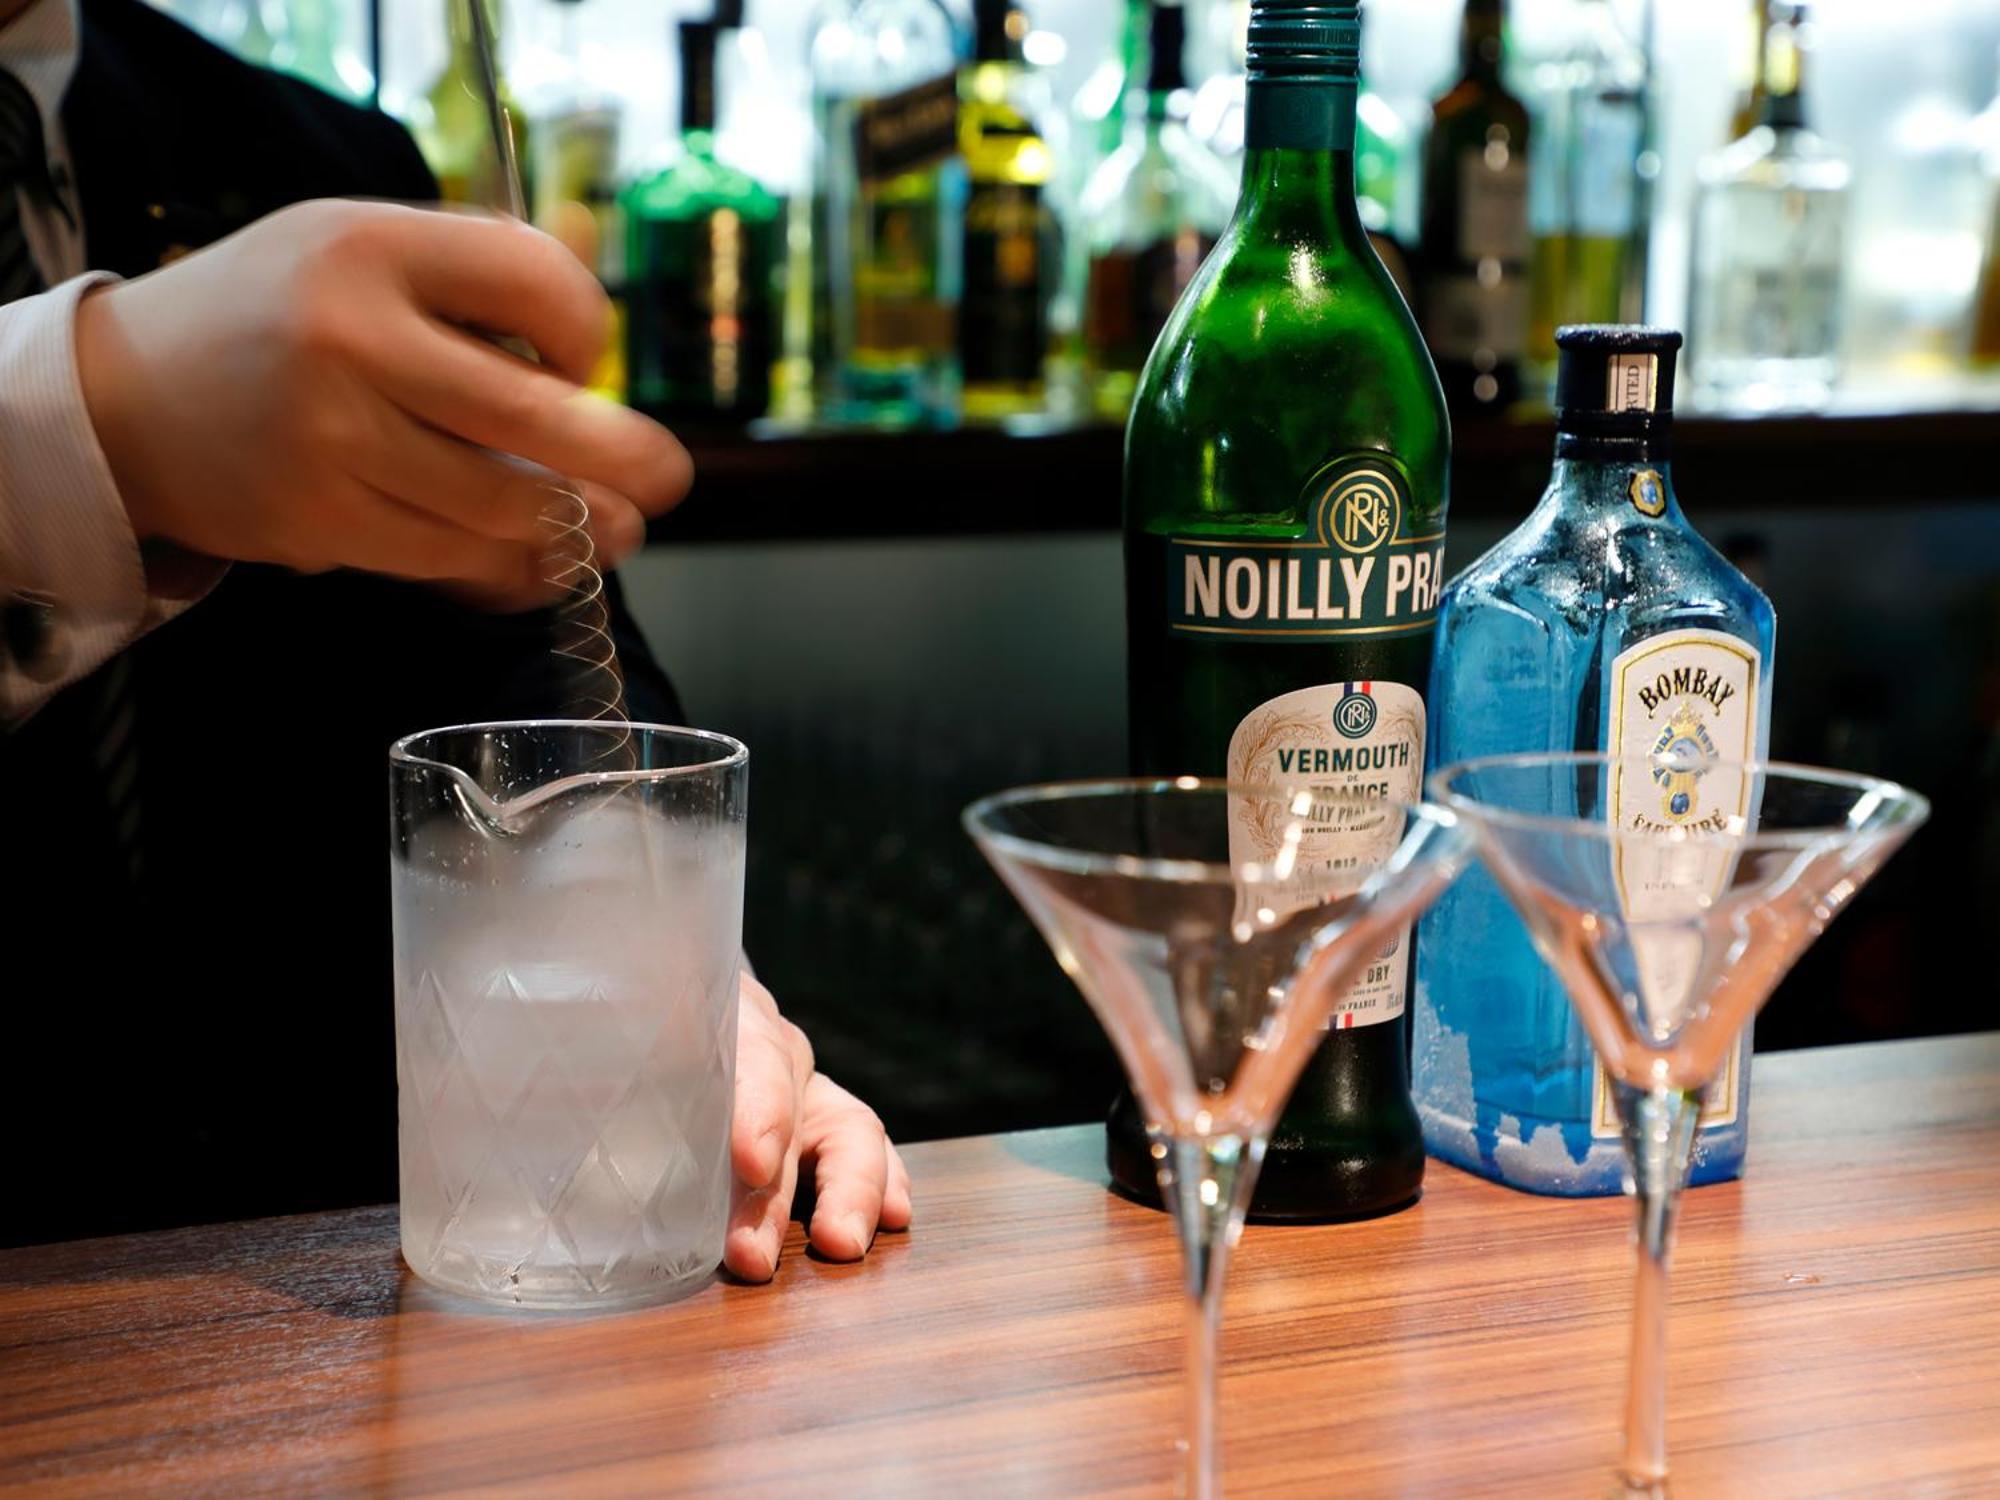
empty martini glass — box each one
[965,779,1471,1499]
[1431,752,1929,1498]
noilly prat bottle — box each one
[1414,326,1775,1195]
[1119,0,1450,1221]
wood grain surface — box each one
[2,1035,1996,1497]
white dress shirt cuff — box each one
[0,272,221,723]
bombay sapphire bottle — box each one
[1414,326,1775,1194]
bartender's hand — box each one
[728,973,913,1281]
[73,199,690,607]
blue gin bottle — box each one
[1413,326,1775,1194]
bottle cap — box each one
[679,19,718,134]
[713,0,744,29]
[1246,2,1362,84]
[1555,326,1680,449]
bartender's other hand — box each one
[727,973,913,1282]
[74,199,691,607]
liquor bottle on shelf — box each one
[1414,326,1774,1195]
[1687,1,1848,408]
[412,0,532,209]
[958,0,1056,421]
[620,11,781,420]
[1526,0,1649,377]
[531,0,624,402]
[1079,0,1232,422]
[810,0,964,426]
[1729,0,1770,143]
[1120,0,1449,1222]
[1418,0,1532,414]
[1848,31,1993,383]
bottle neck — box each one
[447,0,496,59]
[681,26,720,134]
[1235,143,1364,241]
[1759,12,1809,131]
[1460,5,1505,82]
[1243,69,1359,158]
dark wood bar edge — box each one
[645,407,2000,544]
[2,1033,1996,1496]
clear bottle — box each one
[1526,0,1648,377]
[809,0,964,425]
[1078,0,1233,422]
[621,15,782,419]
[1415,326,1774,1196]
[1846,31,1993,384]
[530,0,623,401]
[1687,2,1848,409]
[958,0,1056,421]
[1417,0,1533,415]
[411,0,534,210]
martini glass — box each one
[964,779,1471,1499]
[1431,753,1929,1498]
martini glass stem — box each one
[1160,1130,1263,1500]
[1614,1082,1703,1498]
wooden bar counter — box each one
[3,1035,1996,1497]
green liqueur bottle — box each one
[1118,0,1450,1220]
[621,12,781,419]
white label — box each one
[1591,628,1763,1136]
[1225,681,1426,1029]
[1457,149,1531,262]
[1606,354,1659,413]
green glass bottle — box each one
[1118,0,1450,1221]
[621,15,781,419]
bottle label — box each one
[1590,627,1764,1136]
[1456,148,1530,262]
[1225,681,1426,1028]
[855,195,951,356]
[854,74,960,185]
[1164,456,1446,642]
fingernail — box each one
[843,1214,871,1252]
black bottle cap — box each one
[973,0,1029,63]
[680,19,718,134]
[1555,325,1680,454]
[712,0,744,29]
[1246,1,1361,84]
[1148,2,1190,95]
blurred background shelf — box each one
[651,402,2000,542]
